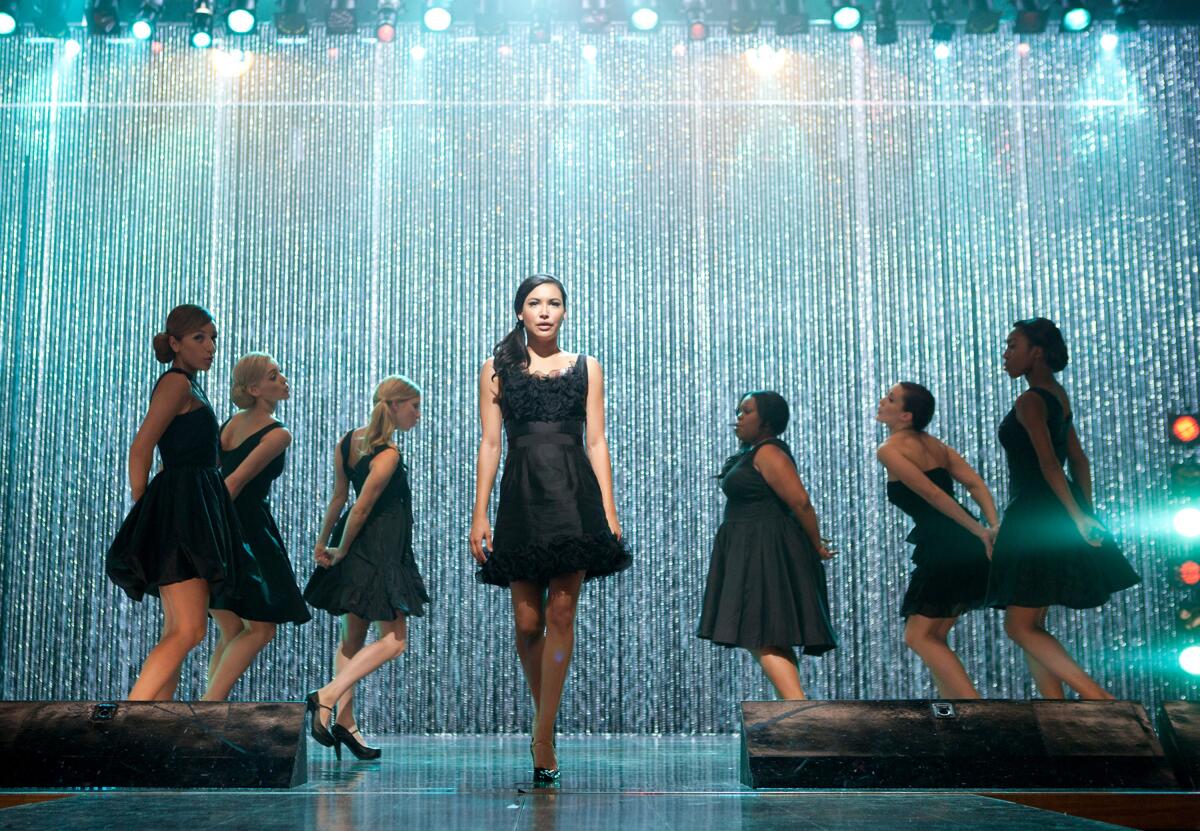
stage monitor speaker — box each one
[1159,701,1200,791]
[0,701,307,789]
[740,699,1179,790]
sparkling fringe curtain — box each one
[0,24,1197,734]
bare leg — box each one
[532,571,585,770]
[1004,606,1112,700]
[903,615,979,699]
[203,614,276,701]
[312,615,408,726]
[510,580,547,720]
[1022,609,1065,698]
[333,615,370,730]
[128,579,210,701]
[152,666,183,701]
[751,647,806,700]
[207,609,241,688]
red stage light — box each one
[1171,415,1200,445]
[688,20,707,40]
[1181,561,1200,586]
[376,23,395,42]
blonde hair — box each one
[230,352,277,409]
[361,375,421,454]
[152,304,213,364]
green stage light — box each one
[1061,4,1091,32]
[1176,507,1200,539]
[1181,645,1200,676]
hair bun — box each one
[152,332,175,364]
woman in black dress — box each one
[875,382,998,699]
[469,275,629,784]
[697,392,835,699]
[303,375,429,759]
[107,304,271,700]
[987,318,1140,698]
[204,353,311,701]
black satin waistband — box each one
[506,420,584,448]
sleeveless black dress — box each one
[303,432,429,620]
[886,469,991,619]
[106,369,273,617]
[211,420,311,624]
[697,439,836,654]
[476,354,631,587]
[985,388,1140,609]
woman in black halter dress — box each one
[875,382,998,699]
[986,319,1140,699]
[698,391,835,700]
[470,276,629,785]
[106,304,271,700]
[204,353,311,701]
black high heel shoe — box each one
[531,738,560,787]
[305,691,341,760]
[331,724,382,761]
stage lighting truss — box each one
[190,0,214,46]
[682,0,707,40]
[580,0,609,33]
[775,0,807,35]
[830,0,862,32]
[1013,0,1048,34]
[225,0,257,34]
[274,0,308,37]
[964,0,999,34]
[474,0,505,35]
[629,0,658,31]
[874,0,897,44]
[728,0,759,35]
[86,0,120,35]
[1060,0,1092,32]
[0,0,19,36]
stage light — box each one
[581,42,597,60]
[410,43,426,58]
[63,36,80,55]
[874,0,897,45]
[274,0,308,36]
[423,0,451,30]
[728,0,759,34]
[1181,645,1200,676]
[629,0,658,31]
[475,0,505,34]
[1013,0,1047,34]
[191,0,214,47]
[1100,31,1118,50]
[1170,415,1200,446]
[326,0,356,33]
[375,0,399,41]
[129,0,161,38]
[0,0,18,36]
[32,0,70,38]
[965,0,999,33]
[831,1,861,32]
[86,0,120,35]
[1060,1,1092,32]
[776,0,807,35]
[581,0,609,33]
[934,42,950,59]
[746,43,785,75]
[928,0,954,41]
[211,46,254,76]
[688,20,706,38]
[1176,508,1200,539]
[226,0,256,33]
[683,0,707,39]
[1114,0,1140,32]
[1181,561,1200,587]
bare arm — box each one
[754,445,831,559]
[224,427,291,500]
[128,374,192,501]
[940,445,1001,529]
[1065,425,1092,507]
[880,444,995,550]
[313,438,351,565]
[584,357,621,539]
[469,359,503,563]
[325,448,400,564]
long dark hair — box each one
[492,275,567,375]
[1012,317,1069,372]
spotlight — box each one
[410,43,426,58]
[728,0,758,34]
[1181,561,1200,587]
[683,0,707,39]
[1177,508,1200,539]
[874,0,897,44]
[225,0,256,33]
[831,1,861,32]
[63,36,80,55]
[132,0,163,38]
[964,0,999,34]
[581,0,608,33]
[629,0,657,31]
[475,0,505,34]
[581,42,596,59]
[191,0,213,46]
[1060,1,1092,32]
[1100,31,1118,50]
[0,0,18,36]
[34,0,70,37]
[1114,0,1139,32]
[422,0,452,30]
[326,0,356,33]
[275,0,308,36]
[928,0,954,41]
[86,0,120,35]
[776,0,807,35]
[1171,414,1200,446]
[1013,0,1047,34]
[376,0,400,40]
[1182,645,1200,676]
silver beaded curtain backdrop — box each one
[0,23,1197,734]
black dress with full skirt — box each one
[476,354,631,587]
[303,432,429,621]
[697,439,836,654]
[886,468,991,619]
[106,369,273,617]
[210,420,311,624]
[985,388,1140,609]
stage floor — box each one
[0,736,1130,830]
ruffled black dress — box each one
[211,420,311,624]
[697,439,836,654]
[106,369,273,617]
[476,354,631,587]
[985,388,1140,609]
[886,468,991,619]
[303,432,429,620]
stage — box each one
[0,736,1194,830]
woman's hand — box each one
[815,537,835,560]
[323,547,345,566]
[975,525,996,560]
[469,513,493,564]
[606,512,623,542]
[1073,514,1105,548]
[314,543,332,568]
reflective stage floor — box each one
[0,736,1145,830]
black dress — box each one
[476,354,631,587]
[303,432,429,621]
[985,388,1140,609]
[697,439,836,654]
[210,420,311,624]
[886,469,991,619]
[106,369,273,617]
